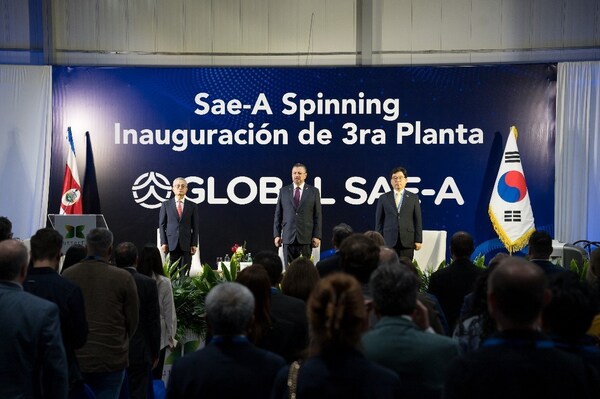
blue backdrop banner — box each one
[50,64,556,265]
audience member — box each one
[527,230,565,275]
[23,228,88,398]
[0,216,13,240]
[363,264,458,399]
[398,255,448,335]
[114,242,161,399]
[315,223,353,278]
[271,273,401,398]
[427,231,482,333]
[63,228,139,399]
[137,244,177,380]
[281,257,319,302]
[61,244,86,274]
[445,257,600,399]
[542,272,600,371]
[339,233,380,289]
[588,248,600,341]
[167,282,285,398]
[236,264,297,362]
[0,239,68,398]
[452,254,506,354]
[364,230,386,247]
[253,250,309,356]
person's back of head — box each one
[30,228,63,266]
[308,273,366,352]
[253,250,283,287]
[0,239,28,283]
[114,242,138,268]
[236,264,273,342]
[450,231,475,260]
[364,231,385,247]
[86,228,113,259]
[281,257,319,302]
[137,244,165,278]
[378,247,400,268]
[331,223,353,249]
[339,233,380,284]
[543,272,599,339]
[61,244,86,273]
[527,230,553,260]
[206,282,255,336]
[0,216,13,241]
[370,264,418,316]
[488,257,549,330]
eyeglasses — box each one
[173,184,187,188]
[391,176,406,181]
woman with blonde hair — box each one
[271,273,400,398]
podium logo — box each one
[132,172,173,209]
[65,225,85,239]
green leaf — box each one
[221,262,232,281]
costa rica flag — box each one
[60,127,83,214]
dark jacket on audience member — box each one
[24,267,88,388]
[271,288,309,358]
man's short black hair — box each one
[390,166,408,178]
[253,250,283,286]
[30,228,63,262]
[450,231,475,259]
[339,234,380,284]
[0,216,13,241]
[332,223,353,248]
[114,242,138,267]
[528,230,553,260]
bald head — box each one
[0,239,28,282]
[488,257,549,330]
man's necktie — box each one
[294,187,301,209]
[396,192,403,211]
[177,201,183,219]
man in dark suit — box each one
[167,282,285,399]
[527,230,566,276]
[445,257,600,399]
[159,177,200,275]
[254,250,309,358]
[375,166,422,259]
[273,163,322,266]
[427,231,482,333]
[0,239,68,398]
[115,242,161,399]
[316,222,353,278]
[24,228,88,397]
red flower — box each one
[231,243,240,253]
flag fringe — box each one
[488,206,535,253]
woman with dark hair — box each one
[137,244,177,379]
[271,273,400,398]
[281,257,319,302]
[236,264,297,362]
[60,244,86,273]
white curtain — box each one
[556,61,600,244]
[0,65,52,240]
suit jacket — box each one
[445,330,600,399]
[0,281,68,399]
[375,190,422,248]
[271,347,401,399]
[24,267,88,386]
[531,259,567,276]
[167,336,285,399]
[159,197,200,251]
[271,289,309,358]
[274,183,322,245]
[427,258,482,333]
[124,267,161,365]
[362,316,459,399]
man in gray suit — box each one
[159,177,200,275]
[274,163,322,265]
[375,166,422,259]
[0,239,68,398]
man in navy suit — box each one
[375,166,423,259]
[159,177,200,275]
[274,163,322,265]
[0,239,68,398]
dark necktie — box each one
[294,187,301,209]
